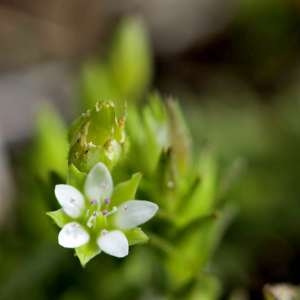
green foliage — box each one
[46,209,72,228]
[75,241,101,267]
[80,17,152,109]
[110,17,152,100]
[6,4,300,298]
[37,90,229,298]
[166,100,192,177]
[187,275,221,300]
[80,62,117,107]
[126,94,169,175]
[30,104,68,180]
[180,151,217,225]
[111,173,142,206]
[123,95,232,296]
[125,228,149,246]
[7,15,233,300]
[67,164,86,190]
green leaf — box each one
[187,275,221,300]
[126,94,169,175]
[166,217,216,288]
[125,228,149,246]
[179,151,217,226]
[166,206,235,289]
[31,104,68,180]
[175,213,218,239]
[75,241,101,267]
[143,95,169,171]
[167,99,192,177]
[110,17,152,101]
[111,173,142,206]
[67,164,86,190]
[80,61,118,109]
[46,209,71,228]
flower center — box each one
[87,211,99,228]
[102,206,117,217]
[85,197,117,229]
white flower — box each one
[54,162,158,258]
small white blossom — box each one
[54,162,158,258]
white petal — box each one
[97,230,128,258]
[55,184,85,218]
[58,222,89,248]
[84,162,113,203]
[115,200,159,229]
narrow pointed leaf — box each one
[167,99,192,176]
[46,209,72,228]
[67,164,86,191]
[75,241,101,267]
[110,17,152,100]
[166,206,235,289]
[111,173,142,206]
[180,151,217,225]
[125,228,149,246]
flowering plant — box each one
[43,17,233,298]
[47,102,158,266]
[48,162,158,265]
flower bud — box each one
[68,101,126,172]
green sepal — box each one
[75,241,101,267]
[125,228,149,246]
[46,209,71,228]
[111,173,142,206]
[67,164,86,190]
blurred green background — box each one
[1,0,300,299]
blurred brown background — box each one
[0,0,237,142]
